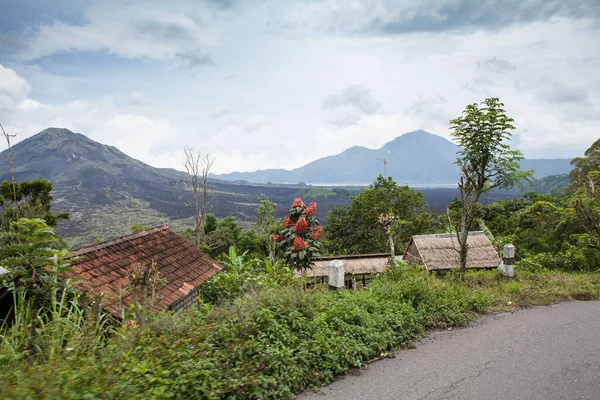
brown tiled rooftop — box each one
[67,225,222,317]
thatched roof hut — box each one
[403,231,500,271]
[294,253,392,278]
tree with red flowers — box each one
[274,196,322,271]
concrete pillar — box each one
[502,244,515,278]
[328,260,345,290]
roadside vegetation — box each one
[1,261,598,399]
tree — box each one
[0,179,69,231]
[569,139,600,248]
[256,198,281,264]
[182,147,215,246]
[0,218,72,360]
[323,175,434,255]
[449,97,533,273]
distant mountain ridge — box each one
[0,128,352,246]
[0,128,573,246]
[214,130,573,184]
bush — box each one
[0,267,478,399]
[203,247,295,304]
[2,267,598,399]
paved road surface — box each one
[297,301,600,400]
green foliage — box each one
[0,218,114,365]
[0,218,71,311]
[2,267,599,399]
[188,214,268,259]
[525,174,569,196]
[449,97,533,271]
[479,194,600,271]
[299,187,352,200]
[0,179,69,230]
[203,250,295,304]
[324,175,434,255]
[569,139,600,248]
[569,138,600,190]
[256,199,282,263]
[131,224,150,233]
[478,142,600,273]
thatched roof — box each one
[294,253,392,278]
[403,231,500,271]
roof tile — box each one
[67,226,222,317]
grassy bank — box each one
[1,267,599,399]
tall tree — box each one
[569,139,600,248]
[449,97,533,272]
[0,179,68,231]
[324,175,433,255]
[256,198,281,264]
[182,147,215,245]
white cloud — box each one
[322,85,381,114]
[17,1,222,61]
[1,0,599,175]
[0,65,31,110]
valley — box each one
[0,128,561,247]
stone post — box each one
[328,260,345,290]
[502,244,515,278]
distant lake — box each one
[308,182,458,189]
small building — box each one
[403,231,500,271]
[67,225,222,317]
[295,253,392,288]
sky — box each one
[0,0,599,174]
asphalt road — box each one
[297,301,600,400]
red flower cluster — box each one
[294,217,309,233]
[292,196,305,208]
[283,216,294,228]
[293,236,309,252]
[271,234,284,242]
[311,225,322,240]
[303,202,317,215]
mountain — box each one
[0,128,191,244]
[214,130,574,184]
[0,128,546,246]
[0,128,352,246]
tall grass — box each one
[0,260,114,367]
[0,266,599,399]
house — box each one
[67,225,222,317]
[403,231,500,271]
[295,253,393,288]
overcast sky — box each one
[0,0,599,173]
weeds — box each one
[0,267,599,399]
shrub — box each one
[2,267,598,399]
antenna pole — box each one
[375,151,390,179]
[0,123,19,219]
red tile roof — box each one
[67,225,222,316]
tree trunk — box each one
[459,235,468,273]
[268,241,276,265]
[458,201,470,275]
[386,225,395,263]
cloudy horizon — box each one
[1,0,599,174]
